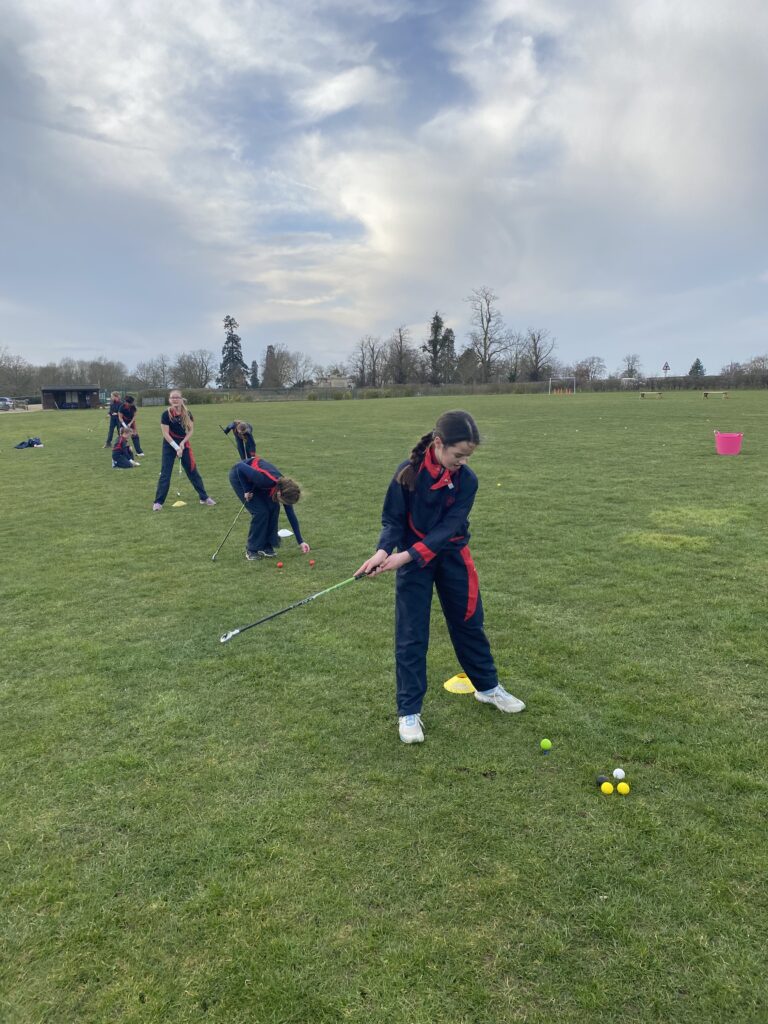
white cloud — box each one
[292,65,395,120]
[3,0,768,370]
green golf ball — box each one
[540,738,552,750]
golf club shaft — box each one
[219,424,240,454]
[219,573,368,643]
[211,503,246,561]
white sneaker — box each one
[398,714,425,744]
[474,685,526,713]
[200,497,217,506]
[152,502,162,511]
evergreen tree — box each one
[261,345,281,389]
[250,359,260,389]
[217,315,249,388]
[439,327,457,384]
[422,312,446,385]
[688,358,706,377]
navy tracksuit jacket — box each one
[224,422,256,460]
[154,409,210,505]
[105,399,121,445]
[229,457,303,554]
[118,402,144,455]
[377,443,499,715]
[111,435,136,468]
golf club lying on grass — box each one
[220,571,371,643]
[211,502,246,561]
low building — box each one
[314,375,354,389]
[41,386,100,410]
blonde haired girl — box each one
[152,390,216,511]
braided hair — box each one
[396,410,480,489]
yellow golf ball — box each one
[616,782,630,795]
[540,738,552,751]
[600,781,614,795]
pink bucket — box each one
[714,431,743,455]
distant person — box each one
[228,455,310,560]
[356,410,525,744]
[112,427,141,468]
[103,391,122,447]
[118,395,144,457]
[223,420,256,460]
[152,390,216,511]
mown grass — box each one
[1,392,766,1023]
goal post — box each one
[548,376,577,395]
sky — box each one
[2,0,767,378]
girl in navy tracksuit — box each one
[223,420,256,460]
[229,456,311,560]
[118,395,144,456]
[358,410,525,744]
[104,391,122,447]
[152,390,216,511]
[112,428,141,468]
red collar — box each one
[423,444,454,490]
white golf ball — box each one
[612,768,626,781]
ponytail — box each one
[396,431,434,490]
[396,410,480,490]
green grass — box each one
[1,393,766,1023]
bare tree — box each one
[522,328,557,382]
[619,353,643,378]
[383,326,418,385]
[501,331,526,382]
[0,348,35,394]
[464,286,512,383]
[132,355,174,389]
[573,356,606,383]
[285,351,316,387]
[172,349,217,388]
[350,335,385,387]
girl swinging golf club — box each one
[229,455,310,560]
[152,390,216,511]
[356,410,525,744]
[222,420,256,460]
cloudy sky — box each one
[2,0,767,377]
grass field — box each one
[1,392,766,1023]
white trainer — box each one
[398,714,425,744]
[474,685,526,713]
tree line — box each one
[3,284,768,396]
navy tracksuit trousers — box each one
[228,466,280,553]
[105,415,120,445]
[395,545,499,715]
[155,442,209,505]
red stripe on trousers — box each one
[459,547,479,621]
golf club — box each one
[219,571,371,643]
[175,456,183,497]
[211,502,246,561]
[219,424,240,455]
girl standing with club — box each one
[357,410,525,744]
[229,456,310,560]
[118,394,144,457]
[222,420,256,460]
[103,391,122,447]
[152,390,216,511]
